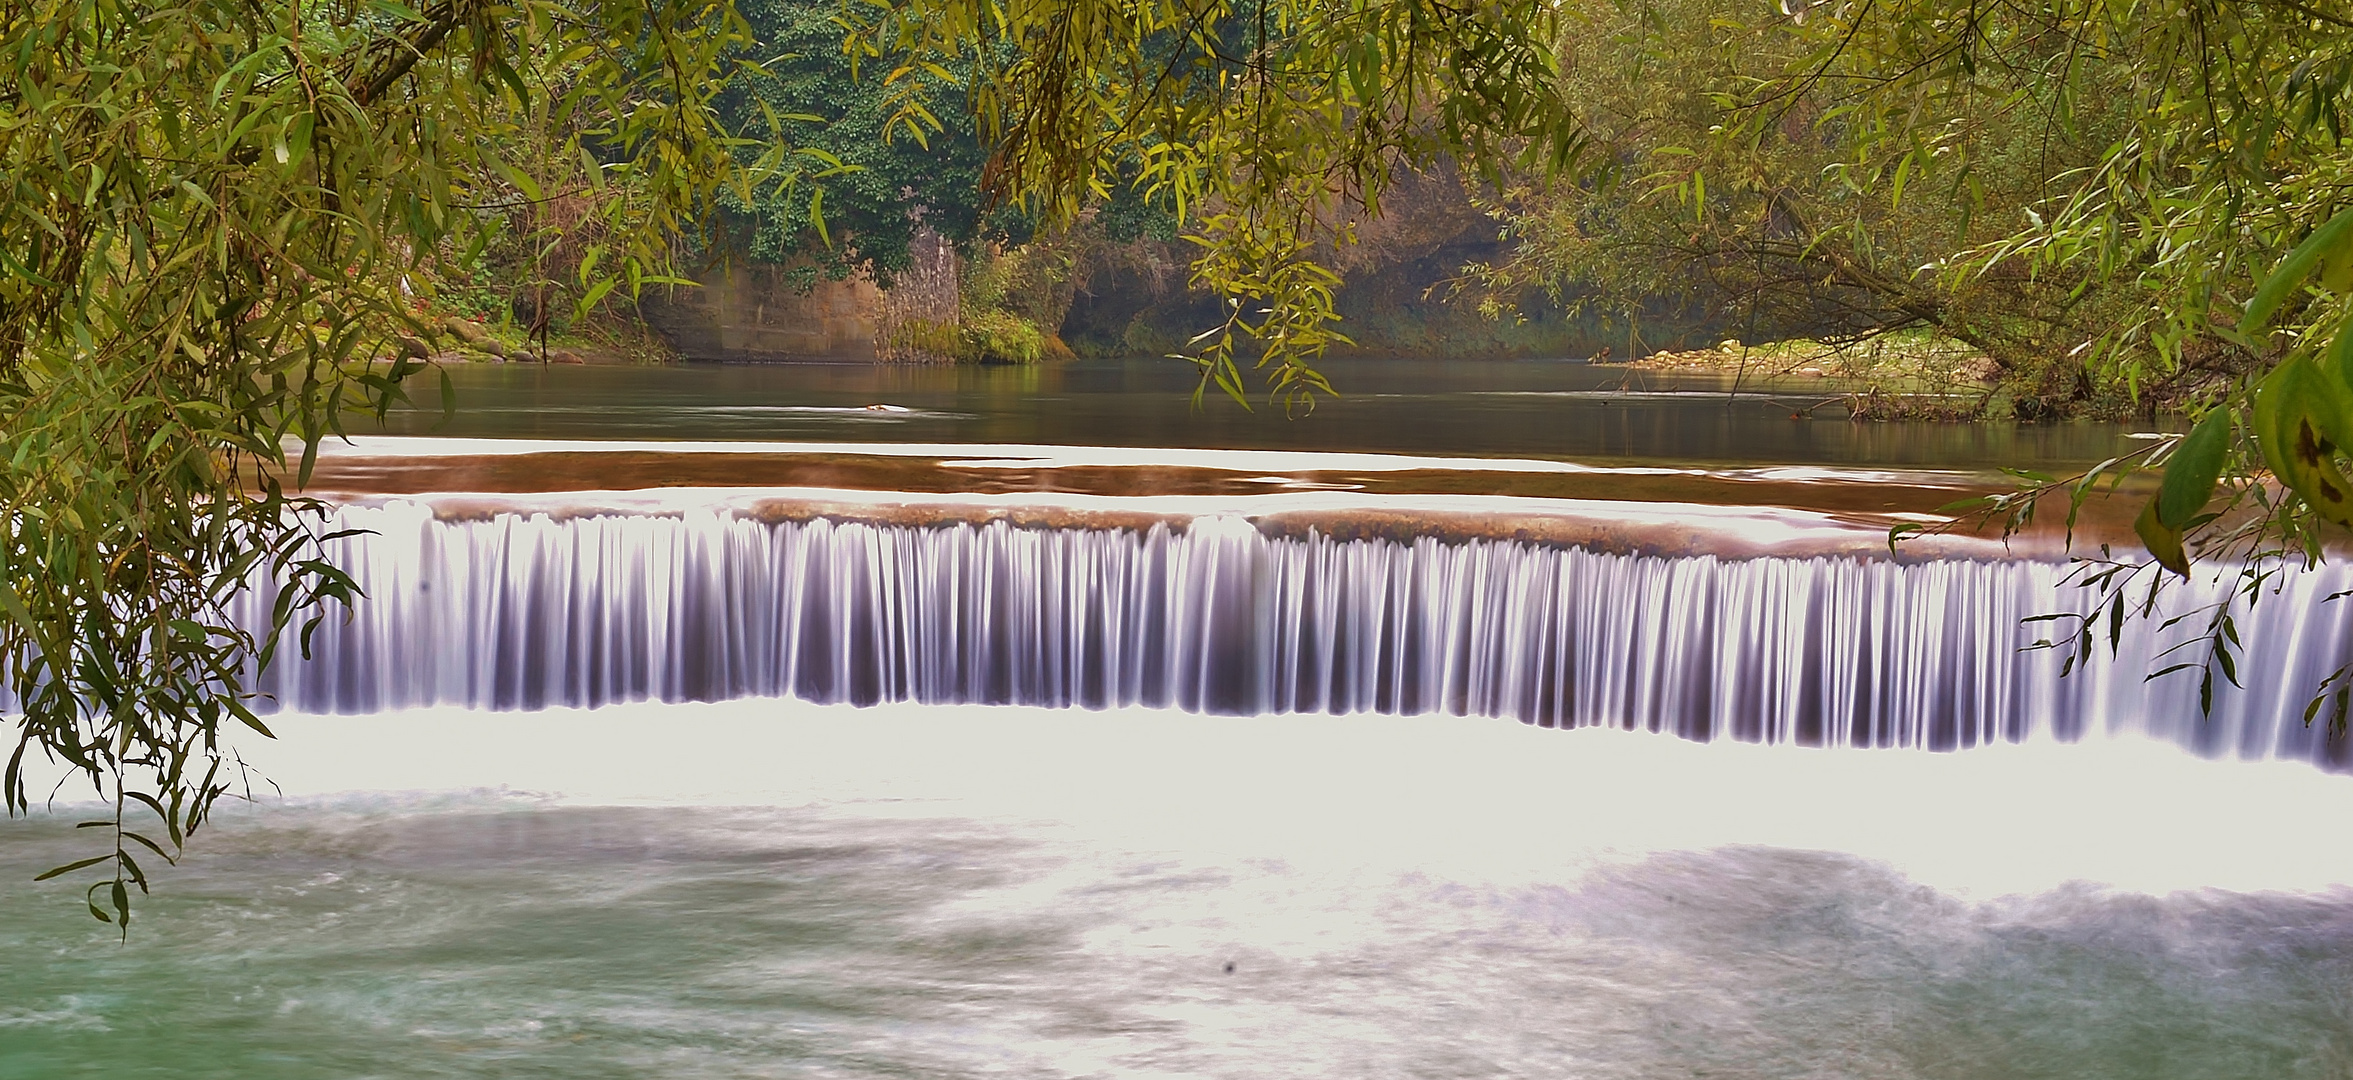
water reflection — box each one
[379,358,2165,470]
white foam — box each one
[222,701,2353,900]
[304,435,1986,488]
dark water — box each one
[379,358,2160,470]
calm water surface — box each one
[379,358,2160,470]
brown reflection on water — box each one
[273,448,2153,558]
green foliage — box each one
[879,308,1044,362]
[0,0,760,924]
[959,308,1048,363]
[1877,0,2353,396]
[1464,0,2171,413]
[880,243,1058,361]
[849,0,1582,408]
[718,0,989,283]
[1859,2,2353,716]
[1093,179,1182,246]
[2158,409,2231,534]
[956,243,1049,362]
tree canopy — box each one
[845,0,1584,404]
[718,0,992,285]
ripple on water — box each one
[3,705,2351,1078]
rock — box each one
[637,259,881,361]
[476,338,509,359]
[548,349,586,365]
[442,317,489,345]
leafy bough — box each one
[1906,206,2353,731]
[0,0,800,929]
[843,0,1583,412]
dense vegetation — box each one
[718,0,990,285]
[0,0,785,926]
[1471,0,2347,420]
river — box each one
[4,357,2343,1079]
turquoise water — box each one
[6,706,2352,1078]
[9,805,2351,1079]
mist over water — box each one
[7,704,2353,1078]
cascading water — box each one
[243,501,2353,767]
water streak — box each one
[234,502,2353,767]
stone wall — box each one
[639,261,880,361]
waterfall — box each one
[240,501,2353,767]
